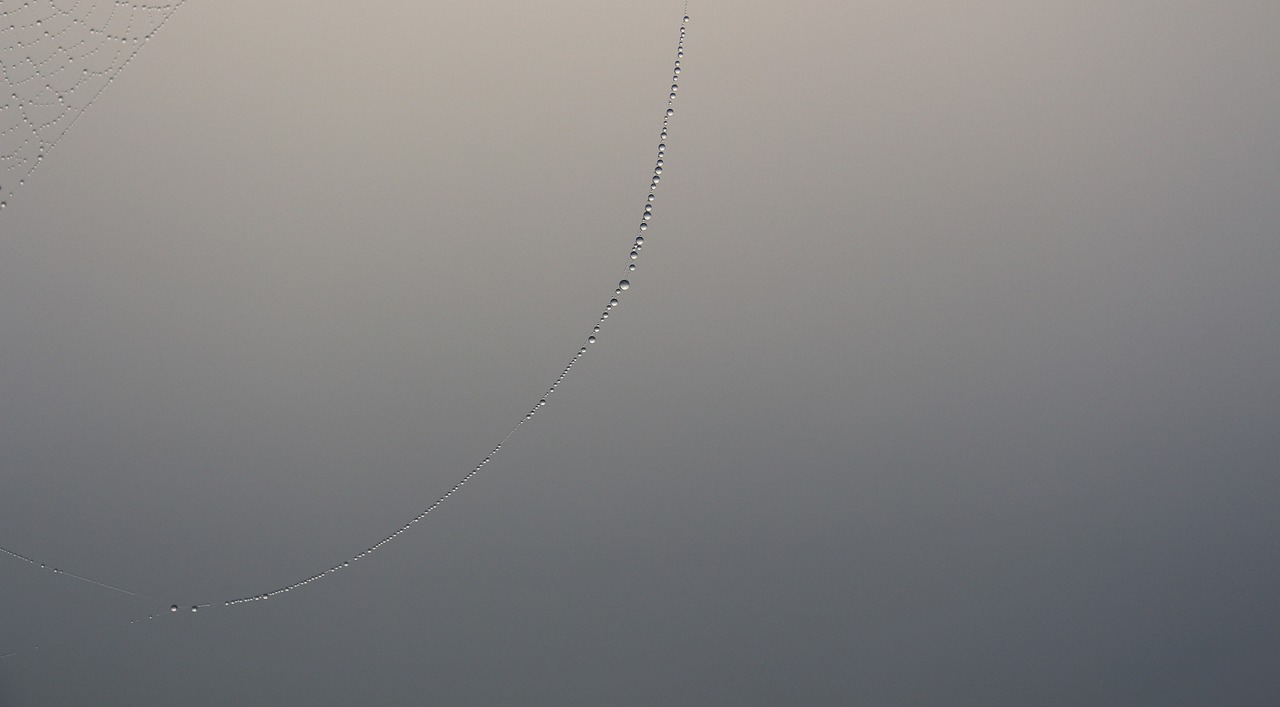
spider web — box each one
[0,0,185,205]
[2,1,690,660]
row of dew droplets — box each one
[0,544,165,602]
[220,11,690,608]
[1,6,690,659]
[0,0,187,210]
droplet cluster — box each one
[0,0,186,207]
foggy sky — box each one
[2,1,1278,704]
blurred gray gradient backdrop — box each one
[2,1,1278,704]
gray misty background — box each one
[2,0,1278,704]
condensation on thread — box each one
[0,544,164,603]
[0,0,189,207]
[220,6,690,609]
[1,4,692,658]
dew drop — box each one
[618,280,630,290]
[631,251,639,259]
[170,605,178,612]
[191,606,198,613]
[610,298,619,307]
[588,336,597,344]
[666,108,674,116]
[628,263,636,271]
